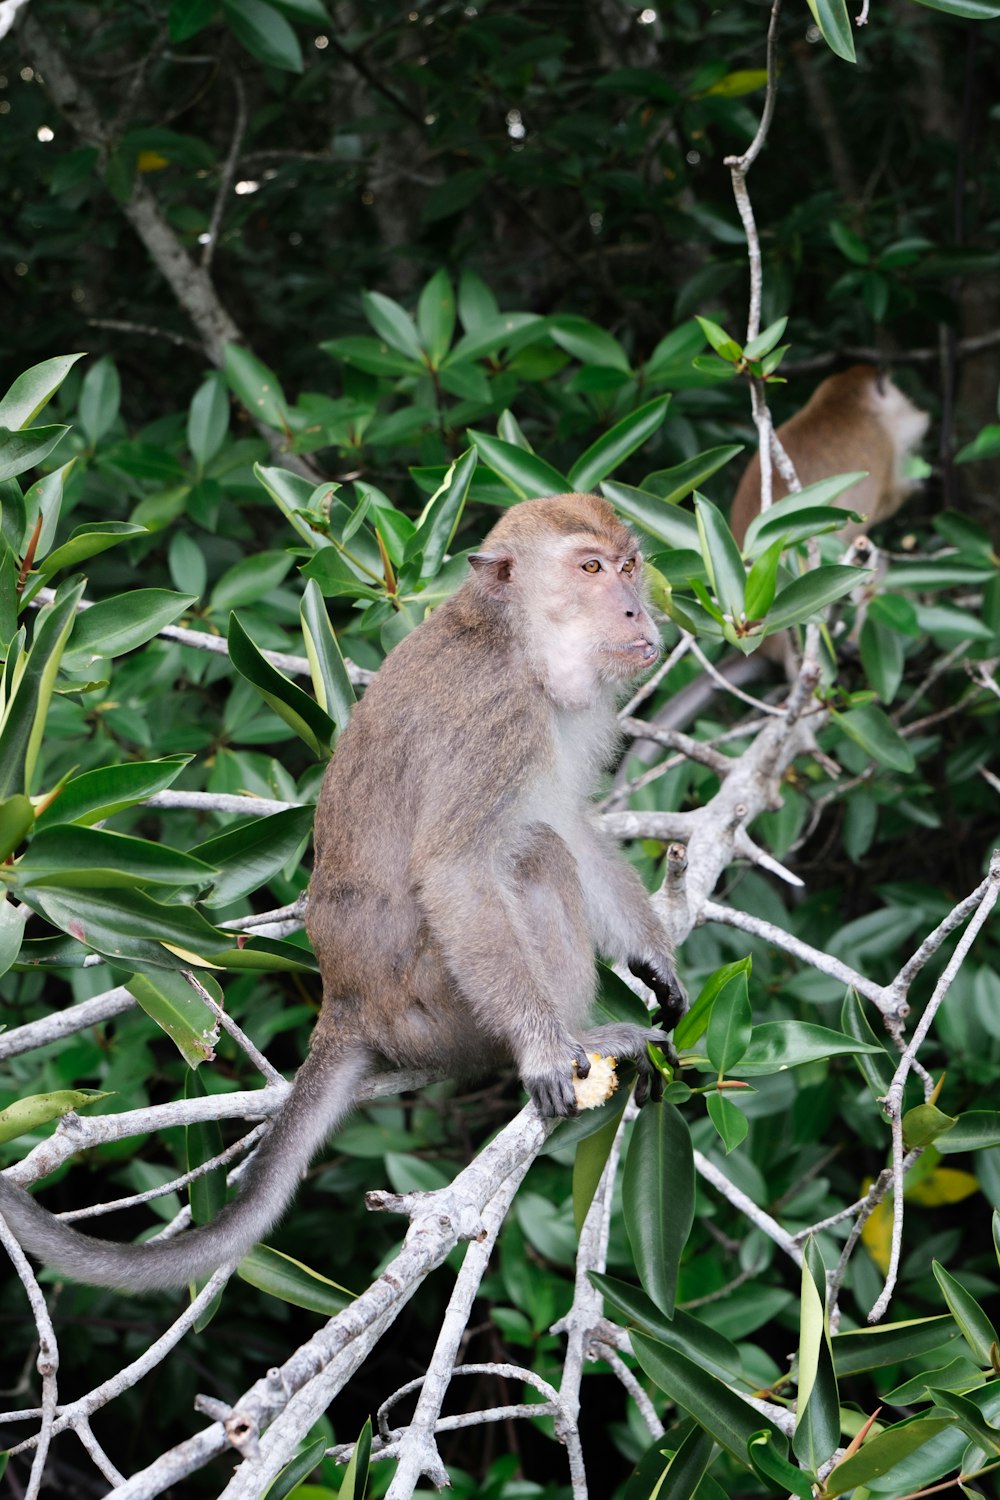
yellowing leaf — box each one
[907,1168,979,1206]
[861,1195,892,1273]
[137,150,169,172]
[159,941,223,968]
[705,69,769,97]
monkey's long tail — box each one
[0,1040,373,1293]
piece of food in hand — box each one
[573,1052,618,1110]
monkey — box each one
[0,494,686,1292]
[729,364,929,548]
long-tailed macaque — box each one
[0,495,684,1292]
[729,364,929,548]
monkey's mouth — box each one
[606,637,659,665]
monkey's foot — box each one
[628,954,688,1031]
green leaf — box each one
[911,0,1000,15]
[631,1333,782,1459]
[573,1092,629,1232]
[0,896,27,980]
[741,474,868,553]
[744,539,782,619]
[187,372,230,470]
[903,1103,958,1151]
[832,1316,961,1376]
[445,311,544,365]
[822,1416,954,1497]
[0,1088,112,1145]
[675,959,752,1052]
[184,1067,226,1229]
[567,396,670,492]
[726,1021,883,1077]
[694,494,745,620]
[793,1239,840,1470]
[743,317,788,360]
[860,617,905,704]
[706,1092,748,1154]
[14,825,216,890]
[222,0,303,70]
[830,219,869,265]
[210,551,292,612]
[127,970,220,1067]
[743,505,861,559]
[362,289,425,362]
[411,446,477,579]
[808,0,856,62]
[694,316,742,363]
[0,577,85,798]
[0,794,34,860]
[0,354,85,431]
[416,269,456,368]
[320,334,423,377]
[764,565,870,633]
[265,1438,329,1500]
[927,1387,1000,1451]
[591,1272,743,1385]
[63,589,197,665]
[840,989,894,1099]
[299,578,356,734]
[37,522,148,581]
[601,480,701,550]
[190,806,314,908]
[832,705,915,773]
[0,425,68,483]
[336,1416,373,1500]
[35,755,192,828]
[169,0,217,41]
[937,1112,1000,1154]
[747,1431,815,1500]
[20,883,232,971]
[549,314,630,372]
[705,964,751,1073]
[932,1261,1000,1367]
[467,429,569,500]
[228,612,335,757]
[622,1102,694,1317]
[78,356,121,446]
[224,345,290,431]
[238,1244,353,1315]
[641,445,745,506]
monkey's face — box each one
[556,541,661,683]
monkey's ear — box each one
[469,550,514,600]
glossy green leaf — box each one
[675,958,752,1052]
[128,970,220,1067]
[743,505,861,559]
[573,1094,628,1232]
[299,578,356,734]
[265,1437,329,1500]
[63,589,197,667]
[15,825,216,889]
[21,883,232,971]
[468,429,568,500]
[706,1092,749,1154]
[807,0,856,62]
[182,1066,227,1232]
[822,1416,954,1497]
[601,480,701,550]
[187,372,230,470]
[694,494,745,619]
[0,897,27,980]
[228,612,335,758]
[35,755,192,828]
[744,539,782,619]
[336,1416,372,1500]
[860,617,905,704]
[624,1426,714,1500]
[622,1102,694,1317]
[903,1103,958,1151]
[0,353,85,431]
[224,344,291,429]
[927,1387,1000,1451]
[445,311,544,365]
[911,0,1000,15]
[727,1021,884,1077]
[411,445,477,579]
[694,316,741,363]
[190,805,314,908]
[832,704,915,773]
[37,521,147,581]
[840,988,895,1098]
[0,425,68,483]
[938,1112,1000,1154]
[932,1261,1000,1366]
[549,314,630,372]
[169,0,216,41]
[0,577,85,798]
[705,964,751,1072]
[320,334,424,377]
[764,565,870,633]
[0,1088,112,1145]
[0,793,34,860]
[743,317,788,360]
[747,1430,815,1500]
[631,1333,782,1459]
[210,551,293,612]
[567,396,670,492]
[416,268,456,368]
[590,1272,743,1385]
[793,1239,840,1470]
[641,445,744,506]
[741,474,868,553]
[78,356,121,446]
[238,1244,353,1314]
[362,289,425,362]
[214,935,317,973]
[222,0,303,71]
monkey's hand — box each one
[524,1040,596,1120]
[582,1022,670,1107]
[628,954,688,1033]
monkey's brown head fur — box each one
[468,493,659,708]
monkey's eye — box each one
[581,559,603,574]
[621,557,637,576]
